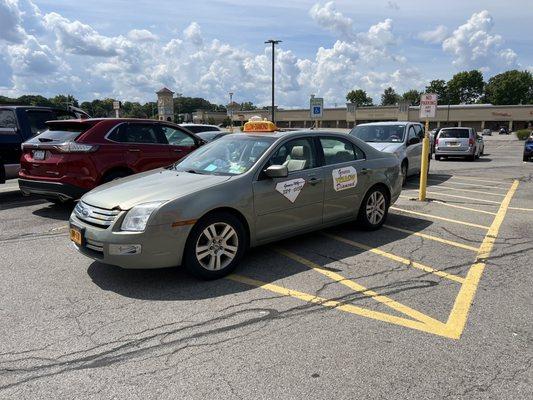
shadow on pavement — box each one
[87,213,433,301]
[32,202,74,221]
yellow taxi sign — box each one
[243,119,277,133]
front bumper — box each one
[19,178,87,201]
[69,213,193,269]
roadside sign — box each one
[113,101,121,110]
[419,93,437,118]
[310,97,323,119]
[346,103,356,113]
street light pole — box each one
[265,39,281,123]
[229,92,234,133]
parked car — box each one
[482,128,492,136]
[179,123,222,134]
[19,118,204,203]
[523,132,533,162]
[349,121,428,186]
[434,127,484,161]
[499,126,509,135]
[0,105,86,184]
[196,130,229,142]
[69,130,401,279]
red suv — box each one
[19,118,204,202]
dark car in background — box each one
[19,118,204,203]
[196,130,229,142]
[524,132,533,161]
[0,105,85,184]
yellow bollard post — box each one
[418,119,430,201]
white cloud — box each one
[127,29,157,42]
[418,25,449,44]
[183,22,203,46]
[442,10,518,71]
[0,0,27,43]
[309,1,354,39]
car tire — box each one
[435,155,441,161]
[45,197,72,206]
[0,163,5,184]
[357,186,389,231]
[401,161,408,186]
[468,154,476,161]
[524,155,530,162]
[183,212,247,280]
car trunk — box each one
[20,121,94,179]
[438,129,471,151]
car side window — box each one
[161,126,195,146]
[0,110,16,128]
[407,126,417,142]
[269,138,317,173]
[320,137,364,165]
[26,110,55,136]
[110,124,168,144]
[414,125,424,139]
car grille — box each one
[85,238,104,253]
[74,201,120,228]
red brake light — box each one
[469,138,474,145]
[436,138,439,145]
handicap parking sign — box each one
[310,97,324,119]
[313,106,321,115]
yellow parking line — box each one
[430,200,497,216]
[227,274,451,338]
[422,185,506,197]
[318,234,465,283]
[390,207,490,230]
[402,191,502,205]
[431,175,509,184]
[427,179,508,192]
[383,225,480,252]
[273,247,455,325]
[445,180,519,339]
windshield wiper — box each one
[185,169,204,174]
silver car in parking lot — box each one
[435,127,484,161]
[69,130,402,279]
[349,121,427,186]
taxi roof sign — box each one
[243,118,277,133]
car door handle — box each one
[128,148,141,152]
[360,168,369,175]
[174,149,183,153]
[308,177,322,185]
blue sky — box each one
[1,0,531,107]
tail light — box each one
[468,138,474,146]
[52,142,98,153]
[436,138,439,146]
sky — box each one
[0,0,531,108]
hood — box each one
[82,168,231,210]
[366,142,404,153]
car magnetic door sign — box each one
[276,178,306,203]
[332,167,357,191]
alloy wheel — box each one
[366,191,386,225]
[195,222,239,271]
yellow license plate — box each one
[70,228,82,245]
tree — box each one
[484,70,533,105]
[401,90,421,106]
[346,89,373,106]
[447,70,484,104]
[381,87,399,106]
[240,101,257,111]
[425,79,449,104]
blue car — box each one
[524,132,533,162]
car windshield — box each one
[439,129,470,139]
[197,131,221,141]
[350,125,406,143]
[171,136,274,175]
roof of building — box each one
[156,87,175,95]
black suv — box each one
[0,106,87,183]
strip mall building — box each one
[193,104,533,131]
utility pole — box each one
[264,39,282,123]
[229,92,234,133]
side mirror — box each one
[408,137,420,146]
[264,164,288,178]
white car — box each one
[180,123,222,134]
[349,121,427,186]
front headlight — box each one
[121,202,164,232]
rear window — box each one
[439,129,470,139]
[26,123,90,143]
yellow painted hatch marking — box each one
[426,178,508,191]
[382,224,480,252]
[430,200,498,216]
[421,185,507,197]
[390,207,490,230]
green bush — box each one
[516,129,532,140]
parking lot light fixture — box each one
[264,39,282,123]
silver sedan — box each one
[69,130,402,279]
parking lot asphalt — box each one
[1,134,532,399]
